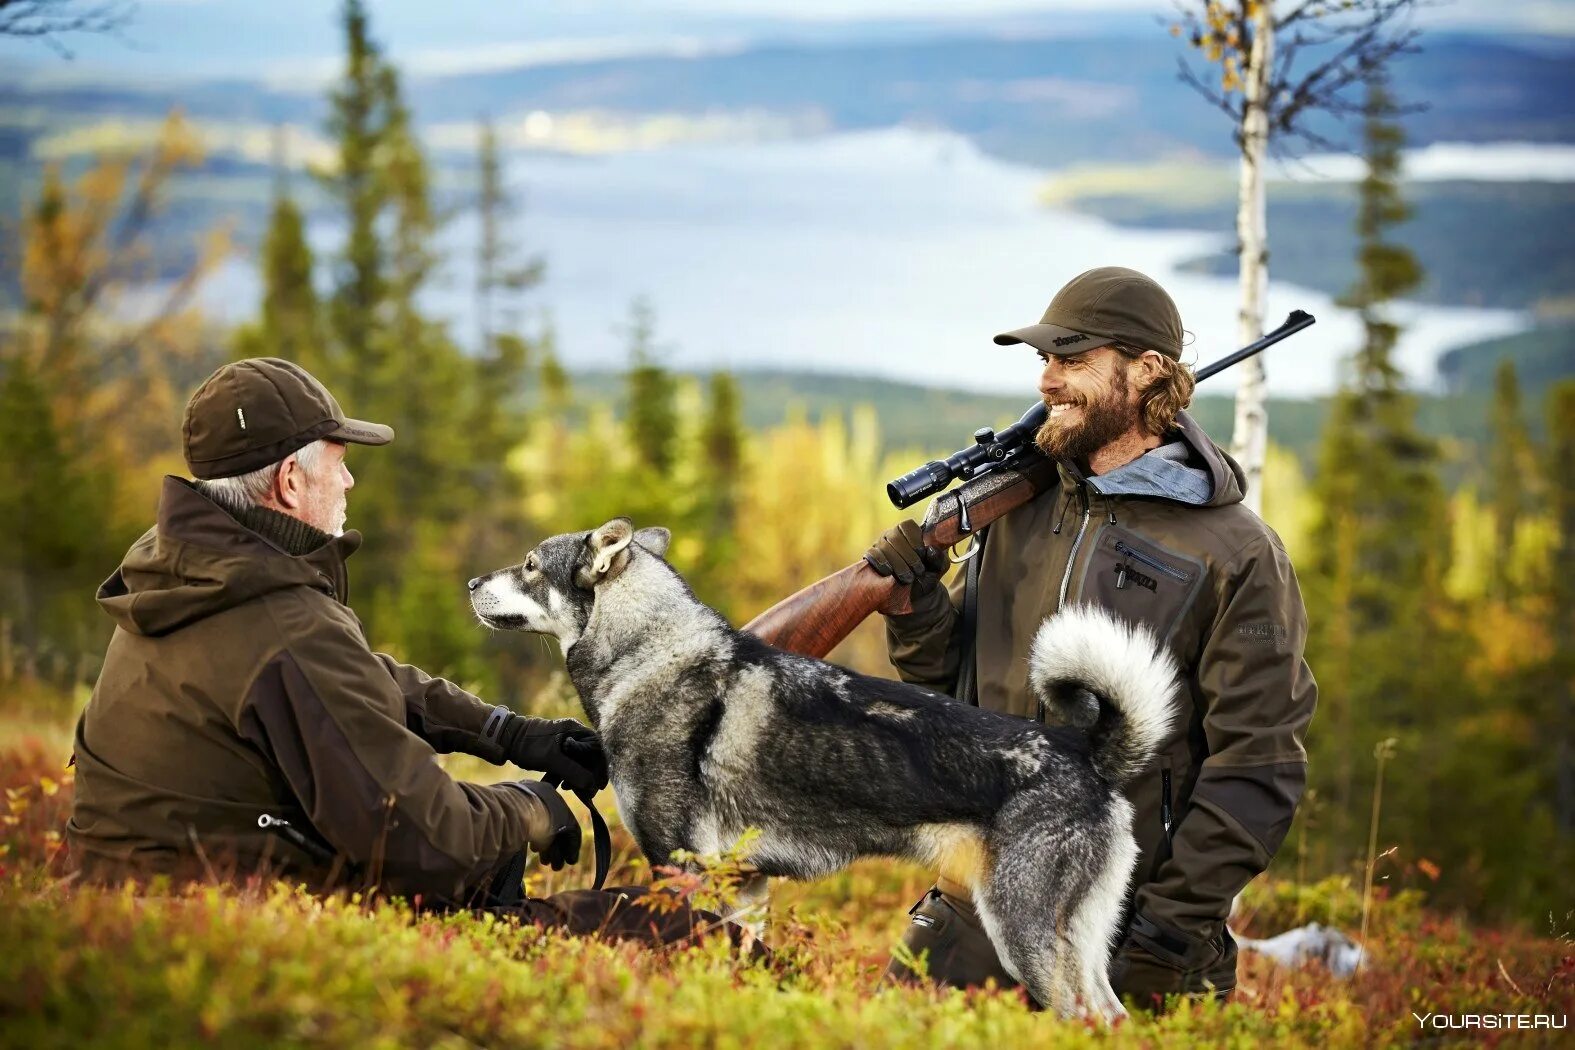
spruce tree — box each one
[1306,72,1445,860]
[1487,359,1531,599]
[233,129,322,372]
[308,0,507,686]
[702,372,744,465]
[1549,381,1575,836]
[467,118,541,566]
[540,341,571,411]
[624,296,678,474]
[323,0,388,409]
[476,117,544,356]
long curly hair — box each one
[1114,344,1196,436]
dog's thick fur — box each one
[470,518,1178,1019]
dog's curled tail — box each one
[1028,605,1178,786]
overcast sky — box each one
[3,0,1570,81]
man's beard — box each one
[304,488,348,536]
[1034,366,1139,463]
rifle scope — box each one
[885,309,1316,509]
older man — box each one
[867,268,1317,1009]
[68,358,723,948]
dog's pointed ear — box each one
[585,517,635,583]
[634,527,671,559]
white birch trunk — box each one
[1229,1,1274,517]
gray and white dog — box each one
[469,517,1178,1019]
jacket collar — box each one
[1052,410,1246,508]
[157,476,362,600]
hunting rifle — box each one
[741,310,1316,658]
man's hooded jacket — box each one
[887,411,1318,955]
[66,478,544,899]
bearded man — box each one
[865,267,1317,1010]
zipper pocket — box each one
[1115,541,1192,583]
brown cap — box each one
[182,358,393,479]
[993,266,1184,359]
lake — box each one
[213,127,1534,397]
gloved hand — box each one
[498,716,610,795]
[864,519,948,593]
[507,780,583,870]
[1109,914,1236,1012]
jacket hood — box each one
[97,477,362,637]
[1080,410,1247,508]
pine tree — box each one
[624,296,678,475]
[1306,72,1445,861]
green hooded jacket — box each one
[66,477,548,899]
[886,411,1317,953]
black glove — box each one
[507,780,583,870]
[864,519,948,591]
[498,716,609,795]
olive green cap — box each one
[993,266,1184,359]
[182,358,393,480]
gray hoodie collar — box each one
[1085,441,1214,505]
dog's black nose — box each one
[467,576,482,591]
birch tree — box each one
[1173,0,1421,514]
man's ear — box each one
[585,517,635,582]
[271,452,307,511]
[634,527,671,559]
[1136,350,1165,386]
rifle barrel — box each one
[1194,309,1316,383]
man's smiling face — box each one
[1033,345,1142,462]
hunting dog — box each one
[469,518,1178,1019]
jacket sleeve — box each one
[375,653,510,764]
[240,596,548,899]
[1135,533,1318,943]
[883,569,966,693]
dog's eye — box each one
[524,554,538,573]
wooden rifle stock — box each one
[742,454,1057,657]
[742,560,911,658]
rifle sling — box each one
[955,524,987,707]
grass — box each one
[3,713,1571,1048]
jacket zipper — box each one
[1114,541,1192,583]
[1057,485,1092,610]
[1161,767,1174,840]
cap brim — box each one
[331,418,395,446]
[993,323,1116,355]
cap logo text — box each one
[1053,333,1089,347]
[236,407,247,431]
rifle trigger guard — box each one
[947,496,979,563]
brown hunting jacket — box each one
[887,411,1317,949]
[66,477,546,899]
